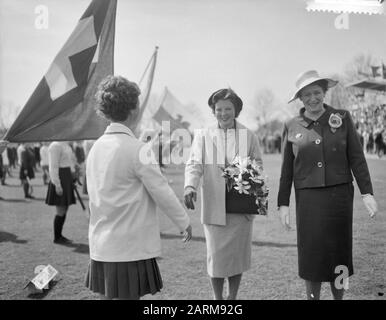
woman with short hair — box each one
[85,75,192,300]
[184,88,263,300]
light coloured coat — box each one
[87,123,190,262]
[185,121,263,226]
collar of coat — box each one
[208,119,246,130]
[297,104,346,128]
[104,122,135,137]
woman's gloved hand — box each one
[278,205,291,231]
[362,194,378,218]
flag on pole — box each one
[152,87,206,131]
[3,0,117,142]
[152,105,189,132]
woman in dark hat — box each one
[278,70,379,299]
[184,88,263,300]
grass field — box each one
[0,154,385,300]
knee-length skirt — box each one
[295,183,354,282]
[45,167,76,206]
[203,214,254,278]
[85,258,163,299]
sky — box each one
[1,0,386,129]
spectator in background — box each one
[1,148,10,185]
[45,141,76,244]
[40,142,50,185]
[33,143,41,170]
[351,104,385,155]
[374,128,385,158]
[19,143,35,199]
[6,146,15,172]
[82,140,95,195]
[73,141,86,185]
[17,143,24,167]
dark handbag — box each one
[225,186,268,215]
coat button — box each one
[317,162,323,168]
[315,139,321,144]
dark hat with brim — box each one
[208,88,243,109]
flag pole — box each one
[134,46,159,135]
[139,46,159,87]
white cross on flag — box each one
[4,0,117,142]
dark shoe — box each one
[53,236,73,244]
[25,195,35,199]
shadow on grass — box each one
[0,198,30,203]
[53,241,89,254]
[27,279,61,299]
[0,231,28,244]
[161,233,205,243]
[160,233,297,248]
[72,243,89,254]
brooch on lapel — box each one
[328,113,343,133]
[295,133,302,139]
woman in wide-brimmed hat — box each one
[277,70,379,299]
[184,88,263,300]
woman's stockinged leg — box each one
[55,205,68,217]
[305,281,322,300]
[53,206,69,242]
[210,277,225,300]
[226,273,242,300]
[329,282,345,300]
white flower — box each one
[328,113,343,129]
[235,157,249,174]
[251,159,262,172]
[249,175,263,184]
[234,181,251,194]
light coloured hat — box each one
[288,70,338,103]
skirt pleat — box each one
[85,258,163,299]
[45,167,76,206]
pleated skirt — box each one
[19,165,35,180]
[45,167,76,206]
[295,183,354,282]
[203,214,253,278]
[85,258,163,299]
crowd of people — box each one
[258,131,282,154]
[0,141,91,199]
[351,104,386,157]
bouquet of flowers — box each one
[220,156,269,215]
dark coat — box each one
[19,147,35,180]
[277,104,373,207]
